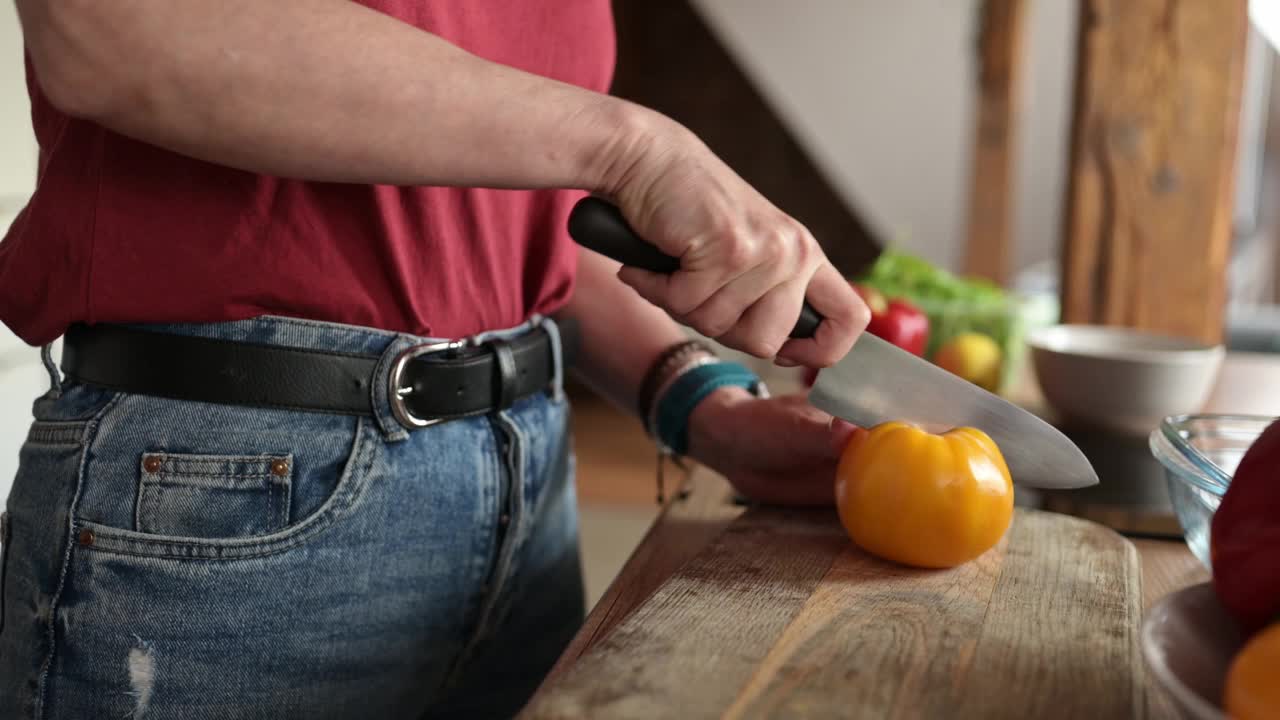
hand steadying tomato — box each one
[1210,418,1280,635]
[834,421,1014,568]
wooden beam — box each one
[963,0,1028,285]
[1060,0,1249,344]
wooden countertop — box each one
[530,467,1211,717]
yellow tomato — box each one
[834,421,1014,568]
[934,332,1003,392]
[1224,622,1280,720]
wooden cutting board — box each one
[521,507,1146,719]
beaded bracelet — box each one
[644,352,719,440]
[636,340,767,504]
[636,339,714,423]
[651,360,765,456]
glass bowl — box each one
[1148,414,1275,568]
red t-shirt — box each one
[0,1,616,347]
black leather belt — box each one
[60,320,577,427]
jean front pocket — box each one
[74,389,376,561]
[136,452,293,539]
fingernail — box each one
[774,357,798,367]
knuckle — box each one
[849,297,872,329]
[671,301,701,319]
[708,323,736,340]
[746,335,783,359]
[695,311,735,339]
[761,231,790,266]
[666,286,703,318]
[792,227,820,266]
[722,235,755,272]
[668,297,696,317]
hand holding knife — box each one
[567,196,1098,491]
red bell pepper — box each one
[1211,418,1280,635]
[801,284,931,388]
[852,283,929,357]
[868,297,929,357]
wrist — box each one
[646,356,766,457]
[583,99,693,198]
[685,385,755,462]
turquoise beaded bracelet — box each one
[650,359,766,456]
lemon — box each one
[934,332,1002,392]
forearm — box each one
[562,248,691,417]
[17,0,660,190]
[565,248,768,475]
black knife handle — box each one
[567,196,823,339]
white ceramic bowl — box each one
[1141,582,1243,720]
[1027,325,1225,436]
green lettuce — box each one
[856,249,1024,390]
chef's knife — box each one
[568,196,1099,490]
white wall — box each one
[692,0,974,271]
[691,0,1079,276]
[1,1,43,504]
[0,4,36,201]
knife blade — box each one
[567,196,1099,490]
[807,335,1098,489]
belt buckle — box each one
[388,339,467,429]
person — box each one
[0,1,869,718]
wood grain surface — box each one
[1060,0,1248,344]
[1134,537,1210,611]
[524,502,1147,719]
[963,0,1027,285]
[541,470,743,682]
[525,506,848,718]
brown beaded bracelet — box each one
[636,339,716,429]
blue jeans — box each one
[0,315,586,719]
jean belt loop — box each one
[534,314,566,404]
[41,342,63,397]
